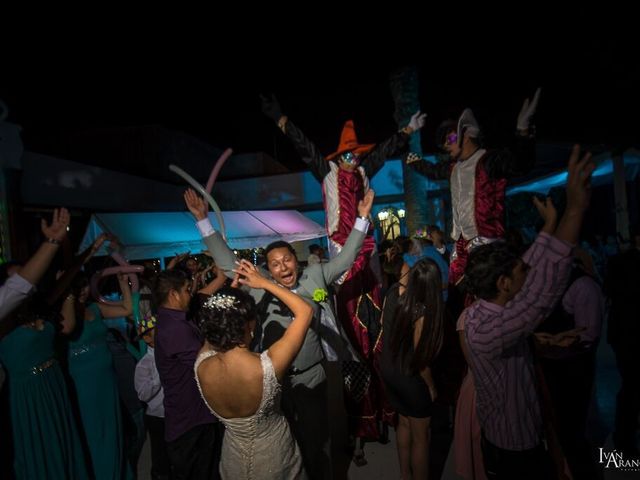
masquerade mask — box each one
[340,151,359,165]
[444,132,458,147]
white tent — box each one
[79,210,326,260]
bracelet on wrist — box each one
[357,215,370,222]
[46,237,62,245]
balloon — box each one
[205,148,233,193]
[90,265,144,306]
[106,253,141,292]
[169,164,227,240]
[110,251,129,267]
[107,251,142,320]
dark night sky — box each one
[2,31,638,174]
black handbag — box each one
[341,360,371,403]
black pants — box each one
[481,434,553,480]
[166,422,222,480]
[145,415,172,480]
[613,345,640,453]
[281,379,332,480]
[540,351,598,479]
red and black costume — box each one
[408,134,536,286]
[283,118,410,438]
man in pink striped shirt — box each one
[462,145,595,480]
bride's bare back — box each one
[196,346,268,419]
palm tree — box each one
[389,66,429,235]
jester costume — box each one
[282,118,411,438]
[408,109,536,286]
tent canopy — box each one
[79,210,326,260]
[507,149,640,196]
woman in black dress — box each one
[381,258,445,480]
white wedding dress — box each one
[194,350,306,479]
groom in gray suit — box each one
[184,189,375,480]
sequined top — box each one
[0,322,57,380]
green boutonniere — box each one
[312,288,328,303]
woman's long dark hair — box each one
[389,258,445,375]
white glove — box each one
[516,88,541,132]
[408,110,427,132]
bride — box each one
[194,259,313,479]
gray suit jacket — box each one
[202,225,366,388]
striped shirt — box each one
[464,232,573,450]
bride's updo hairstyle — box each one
[197,287,257,351]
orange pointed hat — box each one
[325,120,375,161]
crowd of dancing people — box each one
[1,91,639,480]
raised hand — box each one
[408,110,427,132]
[553,145,595,245]
[565,145,595,214]
[167,251,190,271]
[358,189,375,218]
[41,208,70,242]
[516,87,541,132]
[174,252,190,262]
[532,196,557,233]
[233,259,269,290]
[184,189,209,221]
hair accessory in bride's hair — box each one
[204,293,237,311]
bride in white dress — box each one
[194,259,313,479]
